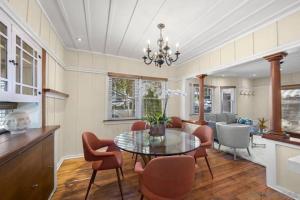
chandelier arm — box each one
[164,55,172,66]
[172,53,180,62]
[144,59,153,65]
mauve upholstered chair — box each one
[135,155,195,200]
[82,132,124,200]
[131,121,148,165]
[167,116,183,128]
[187,125,214,179]
[131,120,148,131]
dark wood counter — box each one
[0,126,60,166]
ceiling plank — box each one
[116,0,139,54]
[56,0,77,48]
[83,0,92,50]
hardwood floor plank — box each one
[52,150,292,200]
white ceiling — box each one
[212,49,300,78]
[39,0,300,64]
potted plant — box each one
[258,118,268,133]
[144,112,169,136]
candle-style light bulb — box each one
[147,40,150,48]
[168,50,172,55]
[143,48,146,55]
[176,43,179,51]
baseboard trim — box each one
[267,184,300,200]
[56,153,84,170]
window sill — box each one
[103,118,141,125]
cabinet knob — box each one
[32,184,39,189]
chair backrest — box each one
[142,156,195,199]
[216,123,250,148]
[82,131,101,161]
[168,116,183,128]
[192,125,213,147]
[131,121,147,131]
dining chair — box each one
[135,155,195,200]
[187,125,214,179]
[131,121,148,165]
[82,132,124,200]
[167,116,183,128]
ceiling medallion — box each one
[142,23,180,67]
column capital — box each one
[264,52,287,62]
[196,74,207,79]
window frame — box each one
[107,73,167,120]
[190,84,214,115]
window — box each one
[142,80,164,116]
[110,77,137,119]
[108,74,166,120]
[191,84,213,114]
[221,87,236,113]
[282,86,300,134]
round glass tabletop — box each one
[114,129,201,156]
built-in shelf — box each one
[43,88,69,98]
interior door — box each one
[221,88,235,113]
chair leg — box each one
[116,168,124,200]
[85,170,97,200]
[234,148,237,160]
[247,147,251,156]
[134,154,138,166]
[140,194,144,200]
[218,144,221,151]
[132,153,135,159]
[119,167,124,178]
[204,156,214,179]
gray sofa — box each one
[205,113,237,141]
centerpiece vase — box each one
[149,123,166,137]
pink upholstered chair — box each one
[187,125,214,179]
[131,121,148,164]
[82,132,124,200]
[131,120,147,131]
[167,116,183,128]
[135,155,195,200]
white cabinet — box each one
[0,10,41,102]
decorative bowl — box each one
[4,111,31,134]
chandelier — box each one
[142,23,180,67]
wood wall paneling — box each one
[27,0,41,35]
[278,11,300,45]
[8,0,28,21]
[235,34,254,60]
[221,42,235,65]
[254,23,277,54]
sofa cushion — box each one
[226,113,237,124]
[204,113,217,122]
[216,113,227,122]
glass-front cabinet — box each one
[0,11,41,102]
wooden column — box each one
[196,74,207,125]
[264,52,287,133]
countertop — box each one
[0,126,60,166]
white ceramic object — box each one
[4,111,31,134]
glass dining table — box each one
[114,129,201,163]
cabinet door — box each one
[0,11,13,100]
[12,26,42,102]
[41,134,55,199]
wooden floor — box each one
[52,150,291,200]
